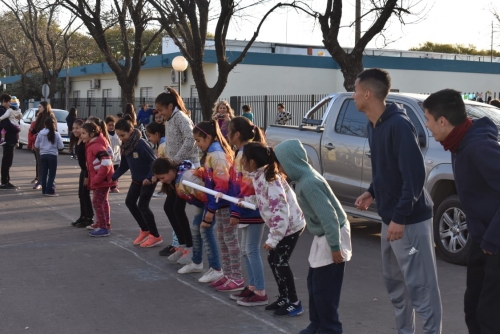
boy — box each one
[0,104,22,146]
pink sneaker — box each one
[237,293,269,306]
[209,276,228,288]
[216,278,245,292]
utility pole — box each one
[491,21,494,63]
[355,0,361,44]
[65,54,70,110]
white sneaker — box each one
[167,247,184,262]
[152,191,166,198]
[178,261,203,274]
[177,248,193,265]
[198,268,224,283]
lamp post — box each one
[172,55,188,97]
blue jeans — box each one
[191,207,220,270]
[40,154,57,194]
[240,224,265,290]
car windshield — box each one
[52,110,68,123]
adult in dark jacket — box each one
[0,94,19,189]
[423,89,500,334]
[137,103,153,125]
[354,69,442,334]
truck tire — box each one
[433,195,470,265]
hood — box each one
[376,103,407,126]
[274,139,311,182]
[207,141,223,153]
[458,117,499,150]
[39,128,50,136]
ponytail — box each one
[44,117,56,144]
[87,116,110,144]
[242,142,280,182]
[229,116,266,144]
[193,120,234,165]
[152,157,178,193]
[155,87,190,116]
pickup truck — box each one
[266,92,500,265]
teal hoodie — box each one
[274,139,347,251]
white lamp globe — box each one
[172,56,188,71]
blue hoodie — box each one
[453,117,500,254]
[366,103,433,225]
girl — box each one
[211,101,234,140]
[106,116,121,193]
[155,87,199,259]
[241,105,253,122]
[70,119,94,228]
[66,107,77,159]
[237,142,306,312]
[34,117,64,196]
[31,102,56,190]
[123,103,137,126]
[81,122,116,237]
[154,113,164,125]
[27,109,40,184]
[192,120,239,285]
[113,118,163,247]
[152,158,213,274]
[226,117,267,297]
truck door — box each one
[321,98,368,205]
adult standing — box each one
[423,89,500,334]
[31,102,56,190]
[275,103,292,125]
[66,107,77,159]
[27,109,40,184]
[0,94,19,190]
[354,69,442,334]
[137,103,153,125]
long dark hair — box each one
[146,121,165,138]
[44,117,57,144]
[193,120,233,165]
[33,101,54,134]
[86,116,110,144]
[152,157,178,193]
[123,103,137,126]
[229,116,265,144]
[242,142,280,182]
[69,118,85,150]
[66,107,77,121]
[155,87,189,116]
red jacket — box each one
[85,134,116,190]
[28,122,37,150]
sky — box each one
[220,0,500,52]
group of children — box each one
[60,87,351,334]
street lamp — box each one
[172,55,188,97]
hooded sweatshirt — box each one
[275,139,348,252]
[201,141,231,213]
[366,103,433,226]
[85,134,116,190]
[35,128,64,155]
[175,166,208,208]
[452,117,500,254]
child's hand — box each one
[143,179,152,185]
[214,192,224,203]
[204,211,214,223]
[229,217,239,226]
[235,199,245,208]
[200,221,211,229]
[151,176,158,183]
[84,178,88,186]
[263,243,273,251]
[332,250,344,264]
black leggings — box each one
[78,170,93,219]
[125,181,159,237]
[33,149,39,179]
[164,185,193,247]
[1,144,14,184]
[268,229,302,303]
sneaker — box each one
[133,231,150,245]
[216,278,245,292]
[198,268,224,283]
[140,234,163,248]
[230,287,254,301]
[273,301,304,317]
[209,276,228,288]
[237,293,269,306]
[86,222,99,230]
[76,219,94,228]
[159,245,177,257]
[31,178,38,184]
[176,248,193,265]
[45,193,59,197]
[298,327,319,334]
[265,297,287,311]
[167,247,184,262]
[177,261,203,274]
[0,183,18,190]
[71,217,84,227]
[33,182,41,190]
[88,228,110,237]
[110,188,120,193]
[152,191,165,198]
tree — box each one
[147,0,295,120]
[59,0,163,111]
[410,41,500,57]
[0,0,79,99]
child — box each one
[274,139,352,331]
[80,121,116,237]
[154,113,164,125]
[237,142,306,312]
[241,105,253,122]
[106,116,121,193]
[70,119,95,228]
[192,120,238,285]
[34,118,64,196]
[0,105,22,146]
[226,117,267,297]
[27,109,40,184]
[152,158,217,275]
[211,101,234,140]
[113,118,163,247]
[155,87,199,259]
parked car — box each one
[266,92,500,265]
[18,108,70,149]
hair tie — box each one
[253,125,257,132]
[195,125,210,137]
[266,146,271,155]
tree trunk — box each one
[335,53,364,92]
[196,86,218,121]
[119,81,135,112]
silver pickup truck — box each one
[266,92,500,265]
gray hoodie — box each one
[35,128,64,155]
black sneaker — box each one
[265,297,287,311]
[71,217,84,227]
[159,245,177,256]
[75,218,94,228]
[0,183,18,190]
[273,301,304,317]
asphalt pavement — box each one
[0,148,468,334]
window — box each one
[87,90,95,98]
[140,87,153,99]
[102,89,112,98]
[335,99,368,138]
[73,91,80,98]
[190,86,198,98]
[400,103,426,147]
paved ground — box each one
[0,148,468,334]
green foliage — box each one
[410,41,500,57]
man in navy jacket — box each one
[354,69,442,334]
[423,89,500,334]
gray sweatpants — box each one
[381,219,442,334]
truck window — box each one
[334,99,368,138]
[400,103,426,147]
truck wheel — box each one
[433,195,470,265]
